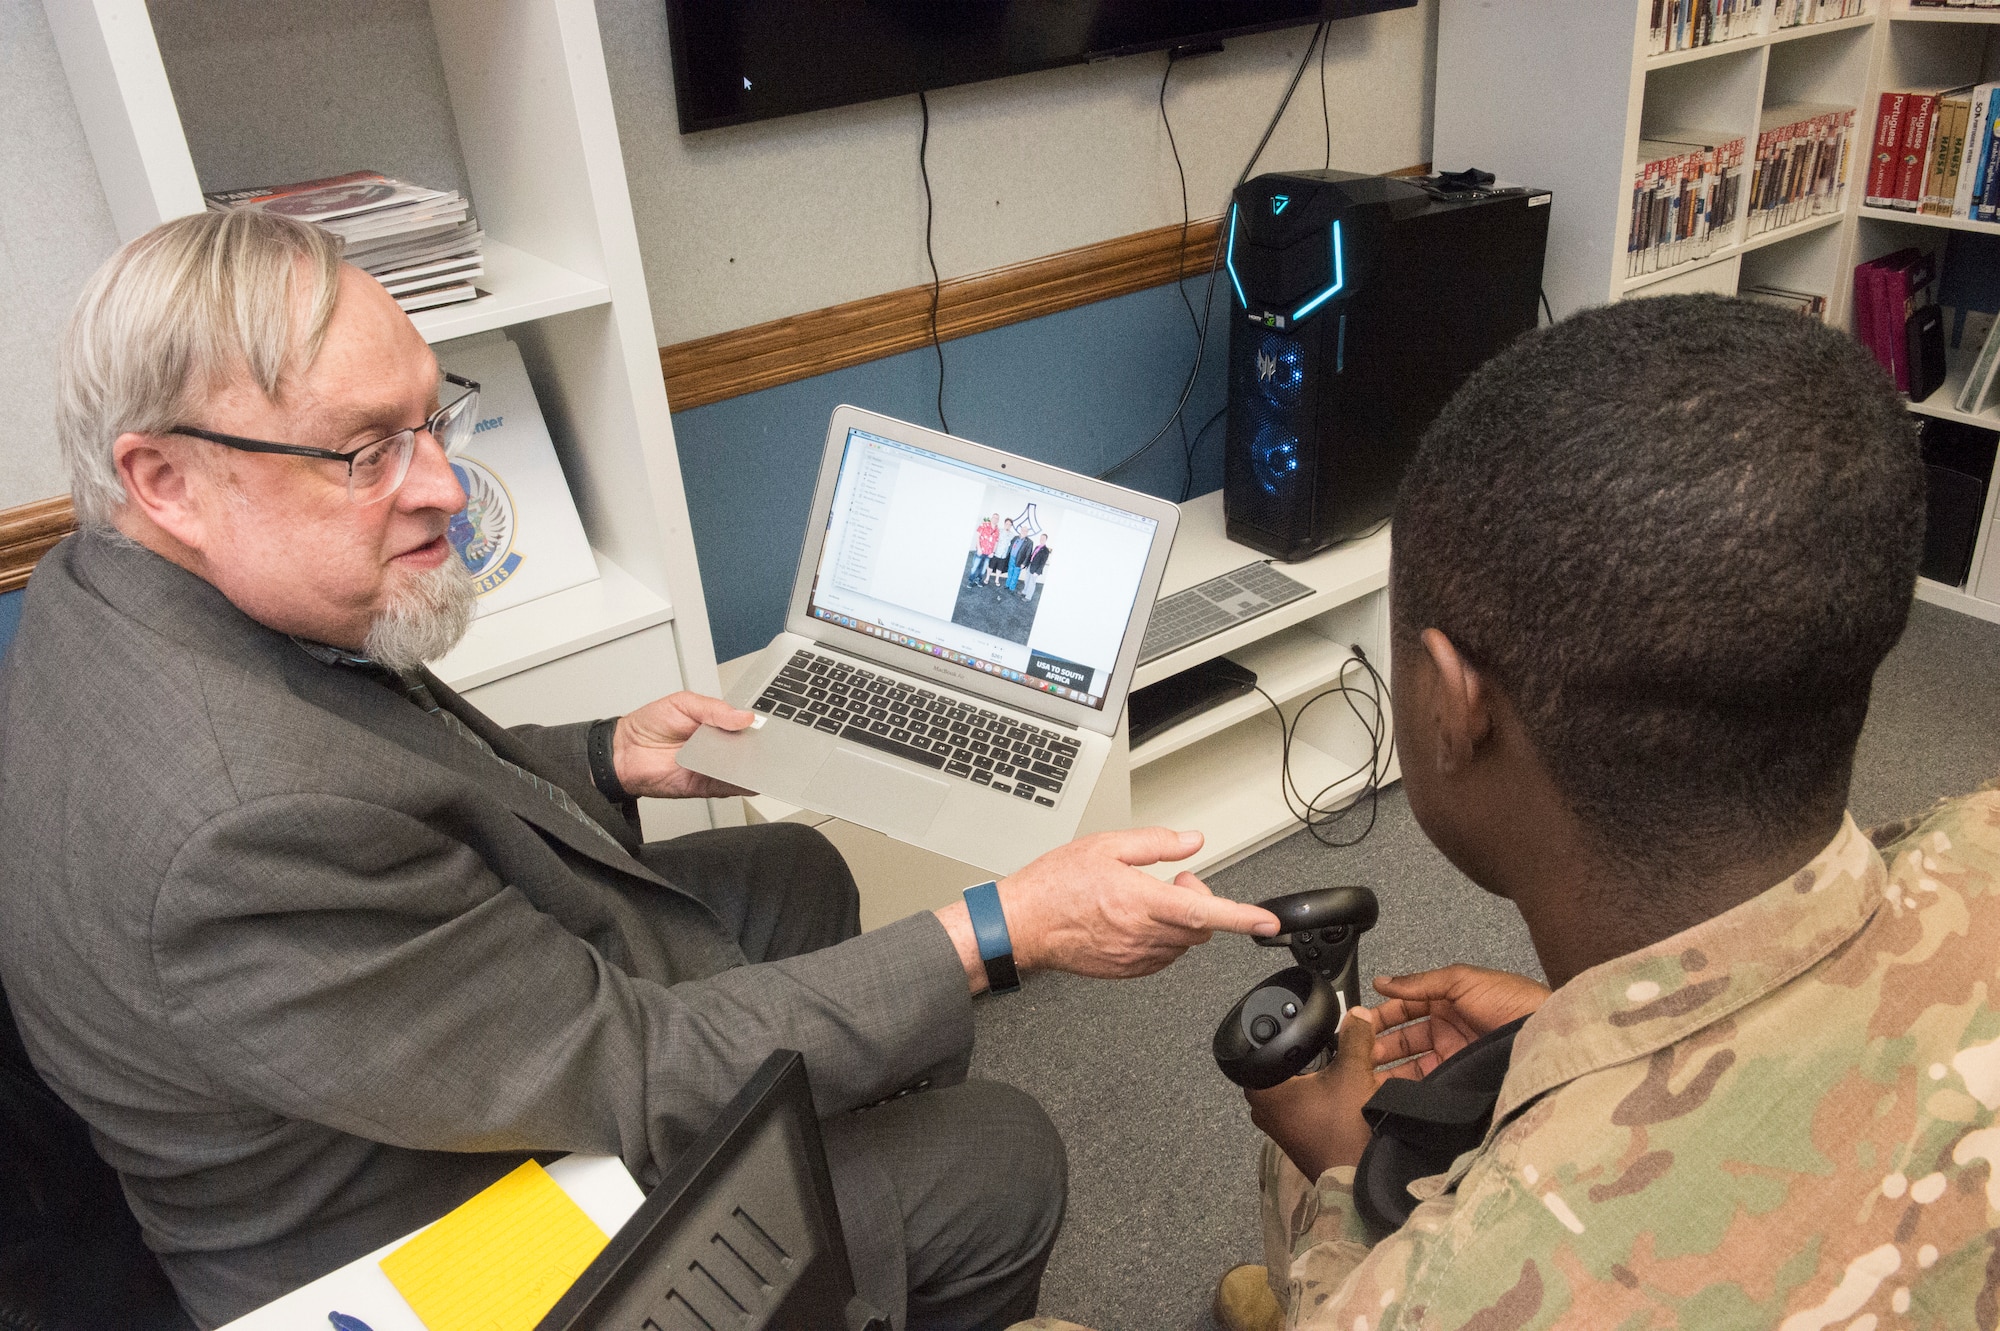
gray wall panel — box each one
[1,0,121,509]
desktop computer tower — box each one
[1222,170,1550,561]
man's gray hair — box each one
[56,210,345,527]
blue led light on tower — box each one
[1249,415,1301,496]
[1221,168,1551,560]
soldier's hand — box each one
[1369,965,1551,1079]
[1244,1008,1382,1180]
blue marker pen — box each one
[328,1314,375,1331]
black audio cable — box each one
[918,90,949,434]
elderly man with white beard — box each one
[0,211,1278,1329]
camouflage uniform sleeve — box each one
[1265,1120,1585,1331]
[1261,1139,1378,1302]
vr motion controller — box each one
[1214,886,1379,1089]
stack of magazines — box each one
[204,170,483,313]
[1741,285,1828,320]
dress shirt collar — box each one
[290,637,379,671]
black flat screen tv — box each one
[665,0,1417,133]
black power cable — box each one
[1099,21,1331,486]
[1540,287,1557,327]
[1253,645,1396,848]
[918,90,949,434]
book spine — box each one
[1923,100,1966,215]
[1957,87,1994,219]
[1877,265,1909,394]
[1867,93,1907,207]
[1944,98,1971,210]
[1853,261,1880,368]
[1894,95,1937,209]
[1983,103,2000,221]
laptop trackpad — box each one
[804,748,949,842]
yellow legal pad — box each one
[379,1160,610,1331]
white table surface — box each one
[218,1154,645,1331]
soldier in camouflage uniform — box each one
[1015,295,1999,1330]
[1245,791,2000,1329]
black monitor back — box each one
[536,1051,886,1331]
[1222,170,1549,560]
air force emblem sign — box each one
[447,458,525,595]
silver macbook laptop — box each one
[677,405,1180,875]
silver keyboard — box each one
[1138,561,1314,664]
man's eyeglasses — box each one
[170,373,481,505]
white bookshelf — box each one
[405,240,611,344]
[1437,0,2000,627]
[43,0,729,828]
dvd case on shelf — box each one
[1628,130,1745,276]
[1747,104,1856,235]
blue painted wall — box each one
[0,589,21,661]
[672,272,1233,662]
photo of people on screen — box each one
[952,498,1055,645]
[807,428,1157,709]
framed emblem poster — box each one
[436,339,599,617]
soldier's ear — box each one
[1419,628,1493,775]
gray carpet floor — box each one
[967,600,2000,1330]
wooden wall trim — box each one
[659,162,1429,412]
[1,497,75,594]
[660,217,1222,412]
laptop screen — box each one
[805,427,1161,711]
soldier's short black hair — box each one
[1392,294,1924,877]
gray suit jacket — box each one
[0,532,972,1326]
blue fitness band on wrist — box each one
[962,880,1021,994]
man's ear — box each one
[113,432,215,555]
[1419,627,1494,774]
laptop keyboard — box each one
[1138,561,1315,664]
[752,649,1080,807]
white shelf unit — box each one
[735,491,1397,924]
[1436,0,1881,318]
[1851,9,2000,622]
[44,0,726,835]
[1126,493,1396,878]
[1437,0,2000,627]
